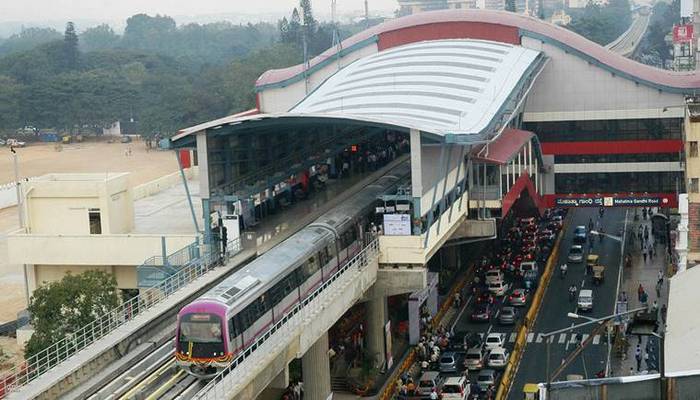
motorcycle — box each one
[560,264,568,279]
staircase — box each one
[331,376,349,392]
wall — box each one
[131,166,198,200]
[33,264,139,290]
[419,144,467,217]
[28,197,98,234]
[521,36,685,121]
[8,233,196,266]
[257,43,379,113]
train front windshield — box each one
[177,313,225,358]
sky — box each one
[0,0,398,23]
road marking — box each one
[593,335,601,345]
[509,332,517,343]
[536,333,544,343]
[527,333,534,343]
[558,334,567,344]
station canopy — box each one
[173,39,547,145]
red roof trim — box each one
[472,128,533,165]
[255,9,699,90]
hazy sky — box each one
[0,0,398,23]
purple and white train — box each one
[175,161,409,378]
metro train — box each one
[175,161,410,378]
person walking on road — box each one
[635,345,642,371]
[642,250,647,263]
[638,284,644,302]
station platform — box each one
[6,158,409,400]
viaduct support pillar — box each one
[366,294,387,370]
[302,332,331,400]
[269,364,289,389]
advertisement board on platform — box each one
[554,196,669,207]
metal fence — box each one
[193,239,380,400]
[0,238,241,397]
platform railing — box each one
[0,238,241,397]
[193,239,380,400]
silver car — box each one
[477,369,497,392]
[439,351,461,373]
[464,347,486,370]
[499,306,516,325]
[568,245,584,263]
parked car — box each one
[477,369,497,392]
[464,347,487,370]
[577,289,594,311]
[487,347,510,369]
[488,281,509,296]
[441,376,471,400]
[498,306,517,325]
[484,333,505,350]
[440,351,463,373]
[485,269,504,284]
[508,288,528,307]
[573,225,587,244]
[418,371,444,398]
[471,304,491,322]
[568,245,584,263]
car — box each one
[476,291,495,304]
[477,369,497,392]
[523,270,539,290]
[573,225,587,243]
[508,289,528,307]
[577,289,594,311]
[417,371,444,397]
[518,261,538,275]
[471,304,492,322]
[568,245,584,263]
[484,333,505,350]
[441,376,471,400]
[440,351,463,373]
[464,347,487,370]
[488,281,509,296]
[498,306,516,325]
[485,269,504,284]
[487,347,509,369]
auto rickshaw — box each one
[586,254,599,274]
[592,264,605,285]
[523,383,540,400]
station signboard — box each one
[383,213,411,235]
[554,196,669,207]
[673,24,694,43]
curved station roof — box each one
[291,39,544,139]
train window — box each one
[302,256,319,279]
[228,318,236,340]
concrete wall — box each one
[7,233,196,266]
[521,36,685,121]
[33,264,139,290]
[257,43,379,113]
[131,167,198,200]
[420,144,467,217]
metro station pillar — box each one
[366,294,388,371]
[302,332,331,400]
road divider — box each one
[496,213,570,400]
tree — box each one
[288,8,302,45]
[80,24,120,52]
[300,0,317,32]
[279,17,291,43]
[0,75,23,129]
[63,22,79,70]
[24,270,119,359]
[506,0,516,12]
[0,27,62,56]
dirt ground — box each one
[0,138,179,186]
[0,138,181,366]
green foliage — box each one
[0,27,61,56]
[637,0,680,67]
[80,24,120,52]
[63,22,79,71]
[567,0,632,45]
[25,270,119,359]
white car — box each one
[441,376,470,400]
[568,245,584,263]
[488,281,509,296]
[484,332,505,350]
[577,289,594,311]
[485,269,504,284]
[487,347,509,369]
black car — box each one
[471,303,492,322]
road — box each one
[508,208,627,399]
[606,11,651,57]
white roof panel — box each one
[290,39,542,137]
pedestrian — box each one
[635,347,642,371]
[638,284,644,301]
[641,291,648,306]
[652,300,659,314]
[649,246,654,260]
[661,304,668,323]
[630,366,636,376]
[645,352,652,370]
[643,250,647,263]
[658,270,664,285]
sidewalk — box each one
[612,210,669,376]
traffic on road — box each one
[397,208,567,399]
